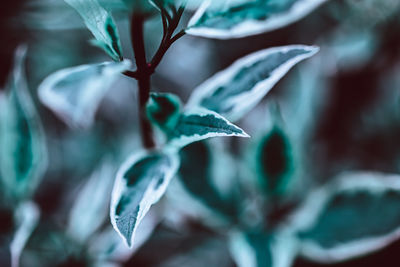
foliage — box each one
[2,0,400,266]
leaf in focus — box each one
[64,0,124,61]
[168,107,249,148]
[257,126,294,196]
[291,172,400,263]
[187,0,329,39]
[0,46,48,199]
[146,92,182,132]
[38,60,131,129]
[187,45,319,122]
[110,150,179,248]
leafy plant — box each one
[2,0,400,266]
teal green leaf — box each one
[146,92,182,132]
[110,151,179,248]
[229,231,297,267]
[187,45,319,122]
[10,202,40,267]
[187,0,329,39]
[67,160,115,244]
[64,0,123,61]
[179,141,239,219]
[0,46,47,199]
[257,126,294,196]
[168,107,249,148]
[38,60,131,129]
[291,172,400,263]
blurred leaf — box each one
[186,0,329,39]
[229,231,297,267]
[110,150,179,248]
[146,92,182,132]
[0,46,48,199]
[64,0,123,61]
[256,126,294,196]
[67,160,115,244]
[187,45,319,122]
[179,141,238,219]
[10,202,40,267]
[38,60,131,129]
[168,107,249,148]
[290,172,400,263]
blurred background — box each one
[1,0,400,266]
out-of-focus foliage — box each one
[2,0,400,266]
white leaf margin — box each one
[186,0,329,39]
[187,45,319,122]
[286,171,400,263]
[110,150,180,248]
[64,0,123,61]
[38,60,131,129]
[228,230,298,267]
[168,107,250,149]
[10,202,40,267]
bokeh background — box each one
[1,0,400,266]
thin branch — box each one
[123,70,139,79]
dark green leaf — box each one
[146,92,182,132]
[257,127,294,196]
[179,141,239,219]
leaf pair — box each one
[228,172,400,267]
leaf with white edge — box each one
[187,45,319,122]
[110,151,179,248]
[10,202,40,267]
[168,107,249,148]
[0,46,47,199]
[289,171,400,263]
[146,92,182,132]
[38,60,131,129]
[187,0,329,39]
[67,160,115,244]
[64,0,123,61]
[229,231,298,267]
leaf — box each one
[0,46,48,199]
[256,126,294,196]
[146,92,182,132]
[64,0,123,61]
[179,141,239,219]
[38,60,131,129]
[186,0,329,39]
[168,107,249,148]
[110,150,179,248]
[187,45,319,122]
[229,231,297,267]
[290,171,400,263]
[10,202,40,267]
[67,160,115,244]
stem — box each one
[131,14,156,149]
